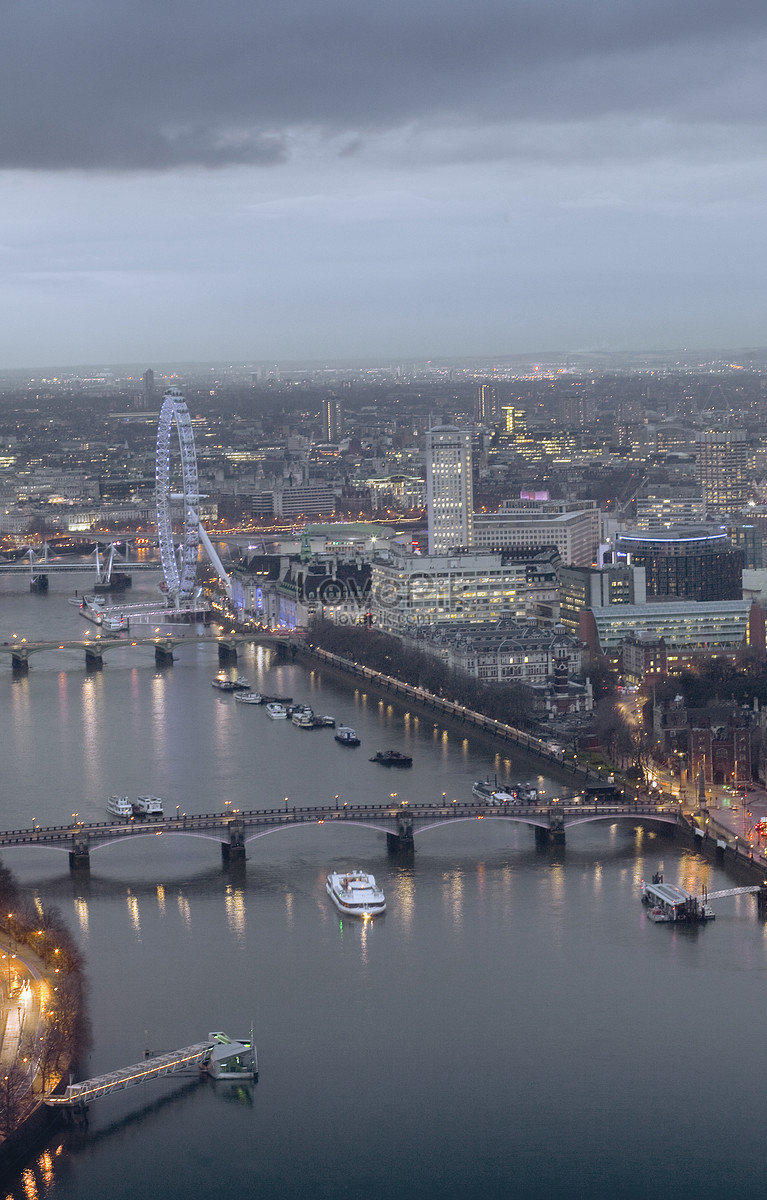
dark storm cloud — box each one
[1,0,765,170]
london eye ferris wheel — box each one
[155,388,202,606]
[155,387,233,607]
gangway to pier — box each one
[44,1042,214,1108]
[696,886,764,901]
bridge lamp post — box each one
[334,795,339,809]
[284,796,289,811]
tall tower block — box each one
[426,425,474,554]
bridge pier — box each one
[387,816,414,855]
[535,818,566,847]
[218,641,237,666]
[222,820,246,863]
[758,886,767,915]
[154,643,174,667]
[10,652,29,673]
[69,833,91,871]
[84,647,103,671]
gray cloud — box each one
[1,0,766,170]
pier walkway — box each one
[44,1043,214,1109]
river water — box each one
[0,571,764,1199]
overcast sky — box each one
[1,0,765,368]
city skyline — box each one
[1,0,766,367]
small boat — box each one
[133,795,164,817]
[212,678,239,692]
[102,615,129,632]
[647,907,672,923]
[472,779,521,805]
[212,677,250,692]
[326,871,386,918]
[106,795,134,819]
[292,708,315,727]
[320,715,336,728]
[335,725,360,747]
[234,691,263,704]
[369,750,413,767]
[266,702,288,719]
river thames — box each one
[0,571,764,1199]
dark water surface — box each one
[0,574,763,1199]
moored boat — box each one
[234,691,263,704]
[370,750,413,767]
[266,702,288,719]
[106,795,134,819]
[292,707,315,727]
[326,870,386,918]
[335,725,360,746]
[212,676,250,692]
[134,795,164,817]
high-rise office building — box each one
[426,425,473,554]
[143,368,154,398]
[323,396,342,443]
[695,430,748,514]
[475,384,499,424]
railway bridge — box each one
[0,800,684,871]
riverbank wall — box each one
[298,642,599,788]
[678,811,767,886]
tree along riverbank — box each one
[299,639,601,789]
[0,860,90,1161]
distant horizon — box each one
[3,345,767,382]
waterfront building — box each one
[558,564,646,638]
[272,481,336,520]
[371,546,559,635]
[695,430,749,514]
[614,527,743,602]
[276,557,372,628]
[473,499,599,567]
[580,599,754,656]
[425,425,473,554]
[414,618,584,684]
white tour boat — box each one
[266,702,288,719]
[102,615,129,632]
[326,871,386,918]
[134,795,164,817]
[106,795,134,819]
[472,779,521,805]
[234,691,263,704]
